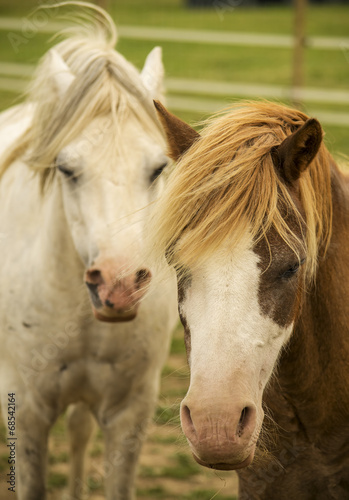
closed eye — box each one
[150,162,168,184]
[57,163,79,182]
[281,258,306,280]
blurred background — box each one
[0,1,348,499]
[0,0,348,154]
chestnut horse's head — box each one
[152,101,332,469]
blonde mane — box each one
[0,3,164,186]
[151,101,333,281]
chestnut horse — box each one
[151,100,349,499]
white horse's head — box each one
[19,24,169,322]
[151,102,330,470]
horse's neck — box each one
[0,103,34,156]
[5,161,85,299]
[270,163,349,438]
[37,181,84,298]
[2,104,83,287]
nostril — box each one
[85,282,102,308]
[105,299,114,309]
[181,404,196,436]
[86,269,102,285]
[135,268,152,288]
[237,406,254,438]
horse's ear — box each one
[49,49,75,98]
[271,118,323,184]
[154,100,200,161]
[141,47,164,99]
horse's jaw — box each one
[192,446,256,471]
[92,304,139,323]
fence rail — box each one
[0,17,348,50]
[0,68,348,126]
[0,17,348,126]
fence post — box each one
[292,0,307,108]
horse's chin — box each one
[192,449,255,471]
[92,307,138,323]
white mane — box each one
[0,3,164,184]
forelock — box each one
[150,101,332,283]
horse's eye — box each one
[57,164,78,182]
[281,258,306,280]
[150,162,167,184]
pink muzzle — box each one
[180,391,261,470]
[85,262,152,322]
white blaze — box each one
[180,234,293,399]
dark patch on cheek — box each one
[253,189,307,328]
[177,272,192,361]
[177,271,191,304]
[179,311,192,362]
[259,267,303,328]
[254,230,305,328]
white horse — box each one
[0,7,177,500]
